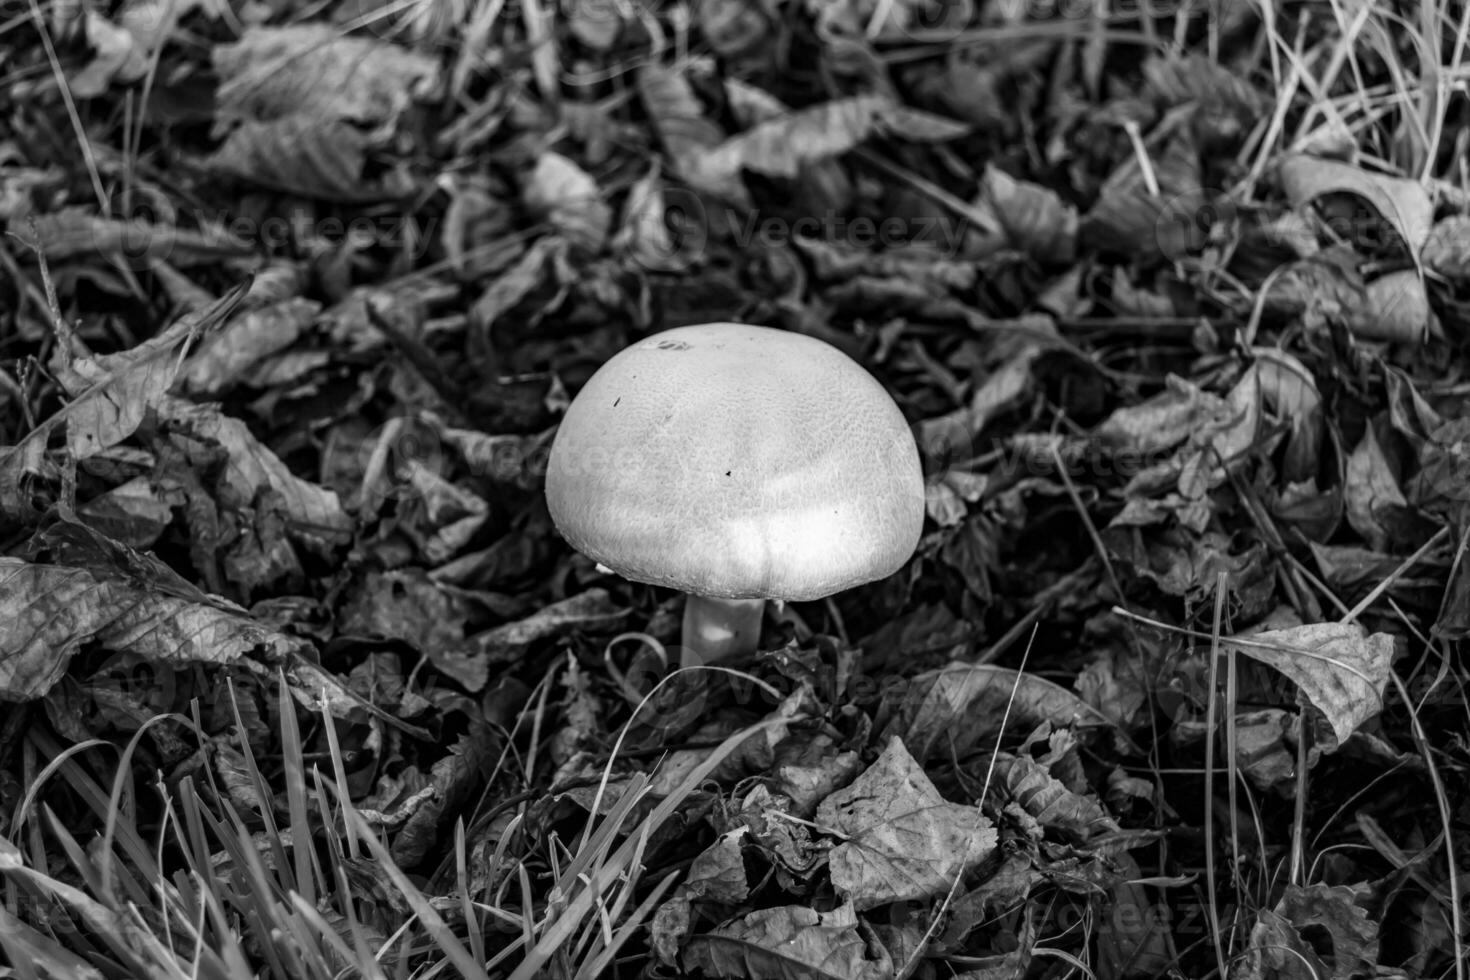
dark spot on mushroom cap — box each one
[656,340,691,350]
[725,470,732,476]
[613,397,621,407]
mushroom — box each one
[544,323,924,667]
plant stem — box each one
[680,595,765,667]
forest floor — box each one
[1,0,1468,977]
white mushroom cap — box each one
[545,323,924,601]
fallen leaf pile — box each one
[0,0,1466,977]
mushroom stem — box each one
[680,595,765,667]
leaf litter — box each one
[0,1,1467,978]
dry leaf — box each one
[1351,270,1434,342]
[1252,348,1323,484]
[637,63,750,204]
[693,95,966,184]
[206,117,418,201]
[1142,52,1266,115]
[470,236,566,331]
[1225,622,1394,748]
[76,476,173,549]
[461,588,628,664]
[682,902,893,980]
[207,25,437,199]
[525,152,611,253]
[1277,154,1433,255]
[885,662,1114,762]
[613,167,708,272]
[213,24,439,128]
[1233,708,1298,791]
[994,751,1120,842]
[0,554,296,701]
[180,298,320,397]
[974,165,1078,263]
[0,284,247,477]
[14,207,253,267]
[1423,214,1470,283]
[156,396,353,551]
[1343,424,1410,552]
[391,728,501,865]
[1094,375,1230,457]
[818,736,996,909]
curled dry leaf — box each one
[1384,365,1444,450]
[1233,708,1298,792]
[1094,374,1229,457]
[1343,423,1412,552]
[206,24,439,199]
[1252,348,1323,484]
[0,283,248,508]
[1242,885,1379,980]
[323,278,460,351]
[1406,419,1470,530]
[650,828,751,965]
[340,570,483,690]
[993,751,1120,843]
[974,165,1078,264]
[685,829,752,905]
[1423,214,1470,282]
[1351,269,1434,342]
[390,727,502,866]
[1225,622,1394,749]
[156,396,353,551]
[460,588,629,665]
[1082,131,1201,257]
[70,10,149,96]
[636,63,749,204]
[213,24,439,128]
[1274,885,1379,980]
[885,662,1115,763]
[1276,154,1433,256]
[1142,52,1266,117]
[70,0,221,95]
[613,166,707,273]
[0,555,297,701]
[76,476,174,548]
[1096,852,1176,979]
[14,207,253,266]
[206,118,419,201]
[179,298,320,397]
[525,152,612,253]
[470,236,567,332]
[393,464,490,565]
[692,94,967,185]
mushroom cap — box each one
[545,323,925,601]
